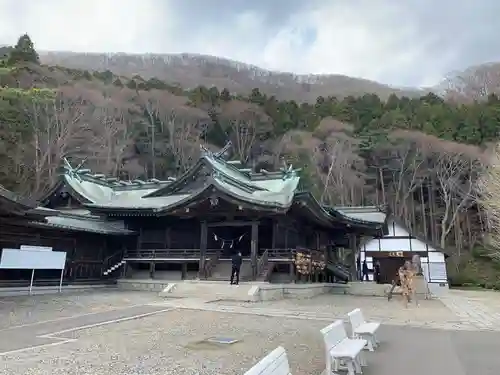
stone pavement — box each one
[439,289,500,330]
[1,289,500,375]
[159,293,481,331]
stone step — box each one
[209,260,253,281]
[347,280,431,297]
[162,281,255,301]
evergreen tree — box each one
[8,34,40,65]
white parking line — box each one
[0,339,77,357]
[0,307,175,357]
[0,303,154,332]
[39,307,175,337]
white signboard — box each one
[428,262,447,281]
[20,245,53,252]
[421,262,430,282]
[0,249,66,270]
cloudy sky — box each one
[0,0,497,87]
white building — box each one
[358,215,449,294]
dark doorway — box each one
[378,257,408,284]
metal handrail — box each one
[204,250,221,278]
[257,249,269,277]
[102,250,124,275]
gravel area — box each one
[215,294,473,330]
[2,289,500,374]
[1,309,327,375]
[0,290,162,329]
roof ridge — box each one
[63,164,174,191]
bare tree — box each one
[155,109,203,174]
[88,106,134,176]
[479,144,500,257]
[434,151,479,250]
[443,63,500,101]
[312,136,363,205]
[384,139,426,224]
[25,95,87,196]
[136,92,158,178]
[229,117,257,164]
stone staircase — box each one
[160,280,255,301]
[256,262,274,282]
[103,260,125,276]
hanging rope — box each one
[213,232,247,249]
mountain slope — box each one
[39,51,424,102]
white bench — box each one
[321,320,367,375]
[347,308,380,352]
[244,346,292,375]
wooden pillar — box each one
[251,221,259,280]
[181,262,187,280]
[137,228,142,250]
[199,221,208,278]
[289,262,295,283]
[149,261,155,279]
[271,221,278,249]
[121,261,128,279]
[350,233,358,281]
[165,227,171,248]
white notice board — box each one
[428,262,447,281]
[0,249,66,270]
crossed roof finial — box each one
[214,141,232,158]
[63,157,87,181]
[200,141,233,159]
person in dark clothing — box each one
[362,260,369,281]
[374,261,381,284]
[230,251,242,285]
[356,256,362,280]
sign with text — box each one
[20,245,53,252]
[388,251,404,257]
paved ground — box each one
[0,289,499,375]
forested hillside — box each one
[39,51,423,102]
[2,35,500,287]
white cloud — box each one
[0,0,498,87]
[0,0,175,53]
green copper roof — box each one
[50,143,386,232]
[328,206,387,224]
[61,143,300,211]
[28,211,135,235]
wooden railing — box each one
[263,248,294,260]
[256,249,269,278]
[124,248,219,259]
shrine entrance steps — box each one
[159,280,258,302]
[208,260,253,282]
[157,280,345,302]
